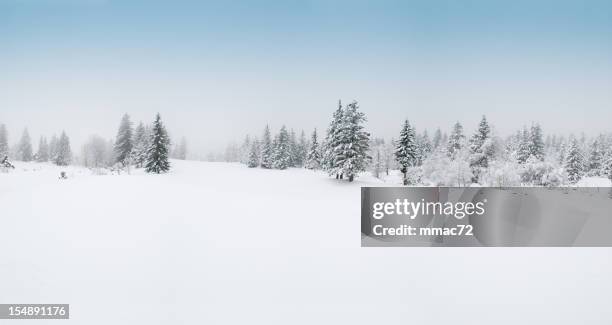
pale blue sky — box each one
[1,0,611,153]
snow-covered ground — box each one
[1,160,612,324]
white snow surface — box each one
[1,160,612,324]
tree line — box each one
[1,113,179,174]
[221,102,612,186]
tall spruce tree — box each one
[395,120,418,185]
[132,122,149,168]
[333,101,370,182]
[55,131,72,166]
[260,125,273,169]
[529,123,545,161]
[0,124,9,159]
[272,126,291,170]
[447,122,465,158]
[587,137,605,176]
[36,136,49,162]
[306,128,321,170]
[565,138,584,184]
[468,116,492,182]
[17,128,33,161]
[323,100,345,178]
[114,114,133,166]
[145,113,171,174]
[517,127,531,164]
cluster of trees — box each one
[92,113,173,174]
[226,100,371,182]
[0,123,72,167]
[1,113,177,174]
[389,116,612,186]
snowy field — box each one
[1,160,612,324]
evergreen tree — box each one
[36,136,49,162]
[145,113,171,173]
[587,137,605,176]
[447,122,465,158]
[17,128,33,161]
[272,126,291,170]
[517,127,531,164]
[132,122,149,168]
[114,114,133,166]
[322,100,345,178]
[0,124,9,159]
[468,116,492,182]
[395,120,418,185]
[54,131,72,166]
[333,101,370,182]
[306,128,321,170]
[260,125,273,169]
[565,138,584,184]
[529,123,545,161]
[247,140,260,168]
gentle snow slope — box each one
[1,160,611,324]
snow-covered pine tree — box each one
[468,116,492,182]
[0,124,9,159]
[333,101,370,182]
[306,128,321,170]
[17,128,33,161]
[528,123,545,161]
[447,122,465,159]
[145,113,171,174]
[260,125,273,169]
[131,122,149,168]
[395,120,418,185]
[587,136,605,176]
[114,114,133,166]
[565,137,584,184]
[322,100,344,178]
[247,140,260,168]
[516,127,531,164]
[272,126,291,170]
[54,131,72,166]
[36,136,49,162]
